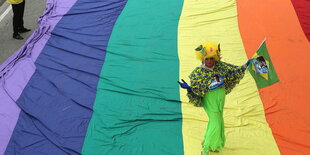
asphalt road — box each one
[0,0,46,64]
[0,0,5,6]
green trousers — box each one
[202,88,226,152]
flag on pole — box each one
[248,40,280,89]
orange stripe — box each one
[237,0,310,154]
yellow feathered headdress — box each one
[195,42,221,61]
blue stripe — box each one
[5,0,127,154]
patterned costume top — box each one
[188,61,246,107]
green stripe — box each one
[82,0,184,154]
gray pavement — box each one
[0,0,4,6]
[0,0,46,64]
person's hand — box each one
[177,79,192,92]
[245,59,253,67]
[241,59,253,71]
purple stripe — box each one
[0,0,77,154]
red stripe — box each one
[291,0,310,42]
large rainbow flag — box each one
[0,0,309,154]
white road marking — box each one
[0,5,12,23]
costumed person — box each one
[178,42,252,153]
[7,0,31,40]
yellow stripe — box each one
[178,0,280,154]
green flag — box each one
[248,40,280,89]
